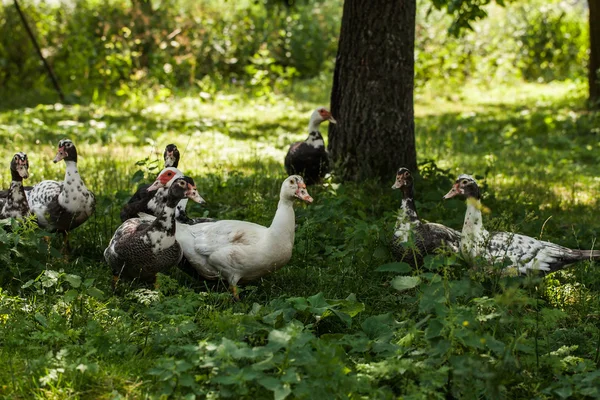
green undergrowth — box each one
[0,82,599,398]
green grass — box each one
[0,81,599,398]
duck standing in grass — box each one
[0,152,31,219]
[145,175,313,299]
[391,167,460,267]
[27,139,95,242]
[444,174,600,274]
[284,107,336,185]
[105,177,193,284]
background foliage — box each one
[0,0,590,105]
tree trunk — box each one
[589,0,600,108]
[328,0,417,181]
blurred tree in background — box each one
[589,0,599,108]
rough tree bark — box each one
[328,0,417,181]
[589,0,600,108]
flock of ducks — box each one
[1,107,599,299]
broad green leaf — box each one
[131,169,145,183]
[376,262,412,273]
[391,276,421,292]
[361,314,395,339]
[35,313,48,328]
[65,274,82,288]
[259,377,291,400]
[425,318,444,339]
[86,287,105,300]
[372,245,388,260]
[63,289,79,303]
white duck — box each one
[174,175,312,299]
[443,174,600,274]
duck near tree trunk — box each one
[284,107,336,185]
[444,174,600,274]
[391,167,460,267]
[0,152,31,220]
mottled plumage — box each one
[27,139,95,232]
[390,167,460,267]
[0,152,31,219]
[284,107,336,185]
[444,174,600,274]
[105,178,189,283]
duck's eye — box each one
[462,180,468,185]
[14,156,18,160]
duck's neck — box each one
[308,117,323,134]
[394,188,418,241]
[6,180,28,214]
[305,131,325,148]
[10,169,23,183]
[460,198,487,257]
[400,186,418,223]
[150,202,177,236]
[64,160,82,185]
[8,169,26,202]
[148,187,169,212]
[269,198,295,243]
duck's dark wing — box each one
[391,222,461,267]
[127,183,153,204]
[284,142,329,184]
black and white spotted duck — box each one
[443,174,600,274]
[105,177,194,284]
[27,139,96,234]
[284,107,336,185]
[391,167,460,267]
[0,152,31,219]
